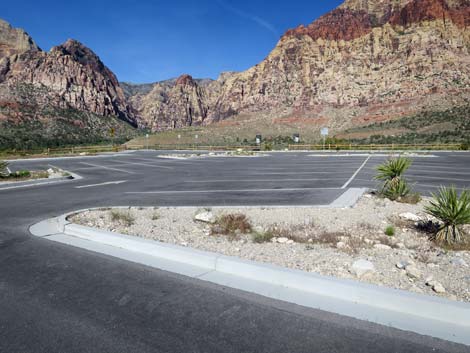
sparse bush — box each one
[382,179,411,201]
[375,156,411,190]
[424,186,470,244]
[211,214,252,238]
[252,230,274,244]
[385,225,395,236]
[399,192,422,204]
[375,157,417,201]
[151,212,160,221]
[13,170,31,178]
[460,142,469,150]
[110,210,135,226]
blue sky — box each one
[1,0,343,83]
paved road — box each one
[1,151,469,352]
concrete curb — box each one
[0,172,82,191]
[30,211,470,346]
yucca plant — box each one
[425,186,470,244]
[382,179,411,200]
[375,157,412,190]
[0,160,9,178]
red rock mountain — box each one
[129,0,470,133]
[1,0,469,144]
[0,20,136,126]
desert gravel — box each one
[70,194,470,302]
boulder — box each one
[399,213,421,222]
[405,265,421,279]
[194,211,216,224]
[374,244,391,250]
[351,259,375,278]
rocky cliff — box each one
[128,0,469,133]
[0,20,136,130]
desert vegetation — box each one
[425,186,470,245]
[374,156,420,203]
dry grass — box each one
[211,213,252,240]
[110,210,135,226]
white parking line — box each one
[248,171,357,175]
[113,161,174,169]
[75,180,127,189]
[126,187,341,194]
[185,178,347,183]
[79,162,135,174]
[341,155,371,189]
[408,175,470,182]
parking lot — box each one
[1,150,470,353]
[4,150,470,208]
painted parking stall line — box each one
[79,162,135,174]
[75,180,127,189]
[341,155,371,189]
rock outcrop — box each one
[128,0,470,133]
[0,20,136,127]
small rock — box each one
[396,260,412,269]
[451,258,467,267]
[351,259,375,278]
[194,211,216,224]
[432,283,446,294]
[307,238,313,243]
[180,242,188,247]
[396,242,406,249]
[277,237,289,244]
[270,237,278,243]
[374,244,392,250]
[399,212,421,222]
[336,241,347,249]
[364,238,373,245]
[405,265,421,279]
[286,240,294,244]
[253,226,265,233]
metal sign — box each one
[255,134,262,144]
[293,133,300,143]
[320,128,329,136]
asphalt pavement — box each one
[1,150,469,352]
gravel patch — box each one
[70,194,470,302]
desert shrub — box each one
[460,142,469,150]
[399,192,422,204]
[375,157,419,201]
[252,230,275,244]
[151,212,160,221]
[384,225,395,236]
[424,186,470,244]
[110,210,135,226]
[375,156,411,189]
[13,170,31,178]
[211,214,252,238]
[382,179,411,201]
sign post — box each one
[110,128,115,148]
[293,133,300,144]
[145,133,149,150]
[320,127,329,151]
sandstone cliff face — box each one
[0,19,39,58]
[126,75,226,130]
[126,0,469,133]
[204,0,470,130]
[0,21,136,127]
